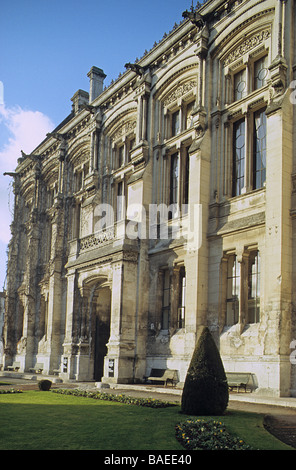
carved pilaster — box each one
[134,72,151,144]
[88,109,102,173]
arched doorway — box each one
[92,285,111,381]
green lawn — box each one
[0,390,293,450]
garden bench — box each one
[226,372,254,392]
[147,368,178,387]
[6,361,20,372]
[29,363,44,374]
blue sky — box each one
[0,0,197,289]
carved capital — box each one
[268,55,288,99]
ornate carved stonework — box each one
[112,121,137,141]
[163,81,197,107]
[223,29,271,67]
[80,228,115,251]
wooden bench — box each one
[6,361,20,372]
[226,372,254,392]
[29,363,44,374]
[147,369,178,388]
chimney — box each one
[71,89,89,115]
[87,66,106,103]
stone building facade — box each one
[2,0,296,396]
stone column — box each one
[61,271,78,380]
[89,113,102,173]
[134,77,151,145]
[19,214,40,371]
[102,255,139,384]
[42,200,65,374]
[103,260,123,382]
[184,106,211,358]
[263,88,293,396]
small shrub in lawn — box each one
[38,380,52,391]
[176,418,253,450]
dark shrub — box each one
[181,326,228,416]
[38,379,52,391]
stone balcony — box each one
[67,219,139,265]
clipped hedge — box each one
[176,418,253,450]
[52,388,176,408]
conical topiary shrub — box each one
[181,326,228,415]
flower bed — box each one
[175,418,253,450]
[52,388,176,408]
[0,389,23,394]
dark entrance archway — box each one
[92,285,111,381]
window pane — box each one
[185,101,194,129]
[118,146,124,167]
[227,301,239,326]
[170,153,179,207]
[178,268,186,328]
[254,56,268,90]
[248,251,260,323]
[234,69,247,101]
[226,255,240,326]
[162,270,170,329]
[253,110,266,189]
[233,119,245,196]
[172,110,180,136]
[117,182,123,220]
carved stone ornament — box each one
[80,228,115,251]
[163,81,197,107]
[223,29,271,67]
[112,121,137,141]
[16,336,27,354]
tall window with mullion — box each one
[226,255,240,325]
[178,267,186,328]
[254,56,269,90]
[248,251,260,323]
[162,270,171,330]
[234,69,247,101]
[232,119,245,196]
[171,110,180,137]
[253,109,266,189]
[169,153,179,219]
[116,181,124,221]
